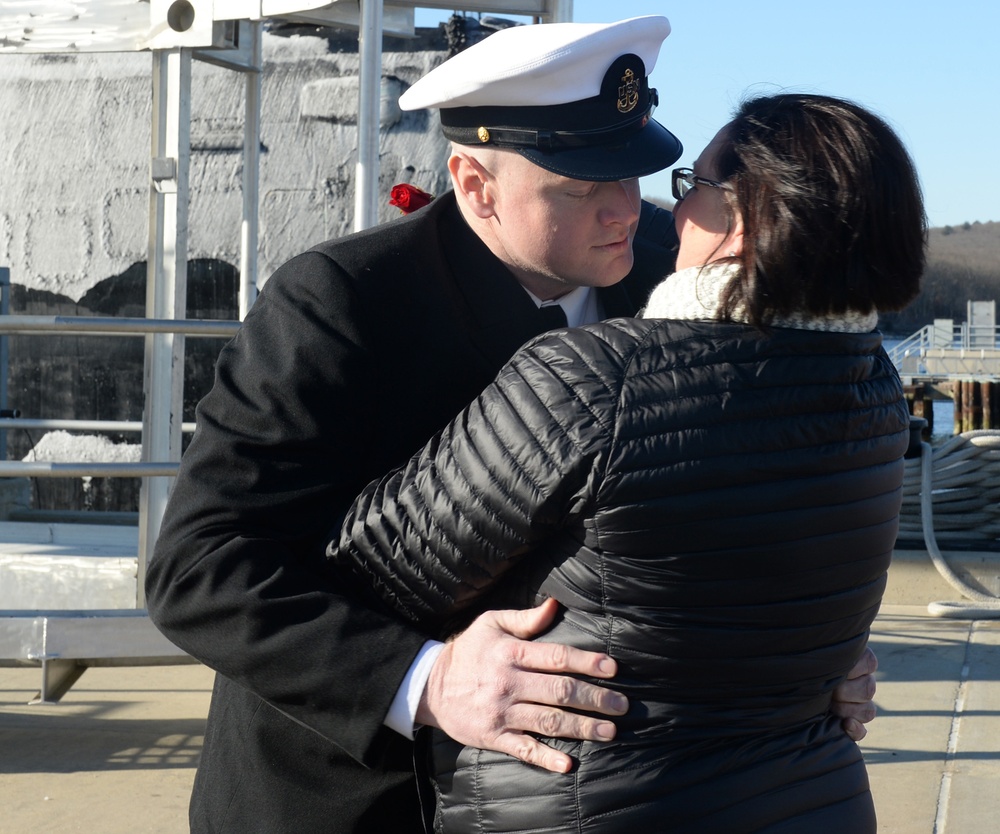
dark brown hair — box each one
[714,93,926,325]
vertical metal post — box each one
[137,48,191,608]
[238,21,262,321]
[0,266,9,460]
[549,0,574,22]
[354,0,384,232]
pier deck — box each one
[2,599,999,833]
[2,543,1000,832]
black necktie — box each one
[538,304,568,330]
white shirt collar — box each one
[524,284,596,327]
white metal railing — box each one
[0,419,195,433]
[0,0,577,702]
[889,322,1000,378]
[0,311,238,701]
[0,462,178,477]
[0,314,238,480]
[0,315,239,337]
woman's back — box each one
[423,317,905,832]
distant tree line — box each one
[879,221,1000,335]
[880,262,999,335]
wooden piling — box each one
[966,380,979,433]
[951,380,1000,433]
[903,384,933,437]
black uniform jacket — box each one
[145,192,676,833]
[329,318,910,833]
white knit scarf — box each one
[641,262,879,333]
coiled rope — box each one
[897,430,1000,618]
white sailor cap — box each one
[399,16,682,181]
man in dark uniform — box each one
[146,16,877,833]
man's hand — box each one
[416,597,627,774]
[831,645,878,741]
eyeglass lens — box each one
[673,169,693,201]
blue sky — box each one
[414,2,998,229]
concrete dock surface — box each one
[865,604,1000,833]
[2,602,1000,832]
[0,662,213,834]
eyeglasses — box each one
[671,167,730,202]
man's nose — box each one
[608,179,640,226]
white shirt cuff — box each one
[384,640,445,740]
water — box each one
[927,400,956,441]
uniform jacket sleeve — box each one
[328,326,634,634]
[145,249,430,767]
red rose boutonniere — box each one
[389,183,434,214]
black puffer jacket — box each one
[330,317,909,833]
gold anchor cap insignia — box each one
[617,67,640,114]
[477,126,491,143]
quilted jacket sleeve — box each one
[328,324,633,633]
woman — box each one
[327,94,925,832]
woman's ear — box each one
[726,212,745,258]
[449,152,497,220]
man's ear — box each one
[449,152,497,220]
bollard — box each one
[905,416,928,458]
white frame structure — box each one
[0,1,572,701]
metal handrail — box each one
[887,325,933,370]
[0,462,177,477]
[0,315,239,336]
[888,323,1000,378]
[0,418,196,433]
[0,314,234,479]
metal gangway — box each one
[0,0,573,703]
[889,301,1000,380]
